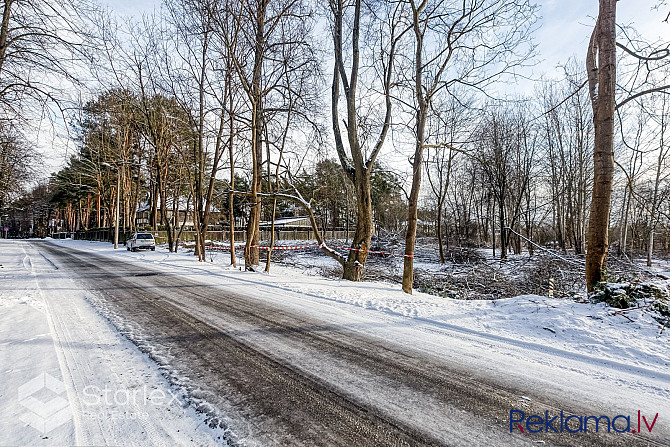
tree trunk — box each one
[243,1,267,269]
[229,177,236,268]
[402,2,427,295]
[402,145,422,293]
[228,71,236,268]
[157,170,175,252]
[402,100,426,293]
[330,0,395,281]
[585,0,616,290]
[436,201,445,264]
[343,173,373,281]
[113,172,120,249]
[620,186,630,256]
[265,198,277,273]
[491,199,496,257]
[97,193,101,228]
[151,182,158,231]
[499,201,507,260]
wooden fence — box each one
[65,228,356,244]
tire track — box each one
[38,242,669,447]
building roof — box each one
[137,200,220,213]
[260,216,311,227]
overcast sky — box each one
[38,0,670,176]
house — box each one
[260,216,311,229]
[136,199,221,229]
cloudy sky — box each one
[101,0,668,75]
[38,0,670,176]
[532,0,668,79]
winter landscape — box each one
[1,0,670,446]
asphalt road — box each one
[37,242,669,447]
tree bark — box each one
[343,172,373,281]
[244,0,267,269]
[436,203,445,263]
[330,0,396,281]
[585,0,616,290]
[229,116,236,268]
[402,98,426,293]
[402,135,423,293]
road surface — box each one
[26,241,670,446]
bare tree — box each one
[0,123,37,209]
[539,67,592,255]
[399,0,536,293]
[475,107,536,260]
[645,95,670,266]
[585,0,617,289]
[585,1,670,288]
[329,0,406,280]
[615,102,646,257]
[423,96,471,263]
[0,0,94,123]
[160,0,232,261]
[223,0,318,270]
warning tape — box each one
[200,242,414,258]
[252,244,319,250]
[331,245,413,258]
[202,245,242,251]
[202,243,318,251]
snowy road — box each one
[4,240,660,447]
[0,240,226,446]
[6,243,670,446]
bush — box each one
[590,281,669,310]
[589,282,637,309]
[444,247,485,264]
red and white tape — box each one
[202,243,318,251]
[201,242,414,258]
[330,245,413,258]
[251,244,319,250]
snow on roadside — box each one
[47,238,669,376]
[0,240,228,447]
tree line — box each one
[2,0,670,294]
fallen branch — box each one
[612,311,634,322]
[227,187,346,266]
[611,302,657,313]
[504,227,584,267]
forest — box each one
[2,0,670,296]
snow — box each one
[0,240,228,446]
[42,238,668,435]
[3,238,669,444]
[46,238,669,375]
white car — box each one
[127,232,156,251]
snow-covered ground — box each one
[48,238,669,375]
[0,240,228,446]
[2,238,669,445]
